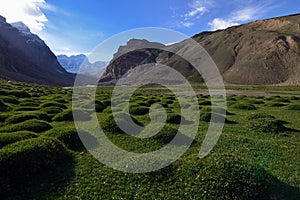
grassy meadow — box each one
[0,79,299,199]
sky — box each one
[0,0,299,61]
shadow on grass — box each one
[270,181,300,200]
[77,130,100,150]
[254,167,300,199]
[3,154,76,200]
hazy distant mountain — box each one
[0,16,75,86]
[100,14,300,86]
[57,54,89,73]
[57,54,107,76]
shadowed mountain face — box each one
[0,16,75,86]
[99,39,166,85]
[100,14,300,86]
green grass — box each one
[0,137,71,197]
[0,80,299,199]
[43,127,88,150]
[231,103,257,110]
[246,116,286,134]
[52,109,91,122]
[286,103,300,110]
[0,119,52,133]
[0,131,38,148]
[4,112,51,124]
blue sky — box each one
[0,0,299,61]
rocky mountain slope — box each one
[57,54,107,75]
[100,14,300,85]
[0,16,75,86]
[99,39,166,84]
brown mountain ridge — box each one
[100,13,300,85]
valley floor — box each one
[0,81,299,199]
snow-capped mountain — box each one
[57,54,108,76]
[10,22,44,45]
[10,22,31,35]
[0,16,75,86]
[57,54,89,73]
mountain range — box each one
[57,54,107,76]
[0,13,300,86]
[100,13,300,86]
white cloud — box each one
[178,0,213,28]
[208,18,239,30]
[231,7,256,21]
[185,6,207,18]
[208,1,276,31]
[0,0,52,33]
[181,21,194,27]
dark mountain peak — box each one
[124,38,164,49]
[0,16,6,23]
[112,38,165,61]
[11,22,31,34]
[99,39,165,84]
[0,17,75,86]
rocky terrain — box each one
[99,39,165,85]
[100,14,300,86]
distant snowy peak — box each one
[57,54,108,75]
[57,54,90,73]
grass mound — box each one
[6,90,31,98]
[95,100,107,112]
[200,112,228,123]
[40,102,67,109]
[130,106,149,115]
[19,101,40,107]
[175,153,273,199]
[247,113,275,120]
[0,96,20,104]
[266,102,286,107]
[0,114,10,123]
[232,103,256,110]
[0,119,52,133]
[246,99,265,104]
[0,101,9,111]
[152,125,178,144]
[273,98,291,103]
[14,106,40,111]
[5,112,51,124]
[99,113,141,134]
[166,113,182,124]
[201,106,232,115]
[44,128,98,151]
[52,109,91,121]
[40,106,63,116]
[0,131,37,148]
[0,137,71,193]
[246,116,285,134]
[290,96,299,100]
[44,127,82,150]
[286,104,300,110]
[199,100,212,106]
